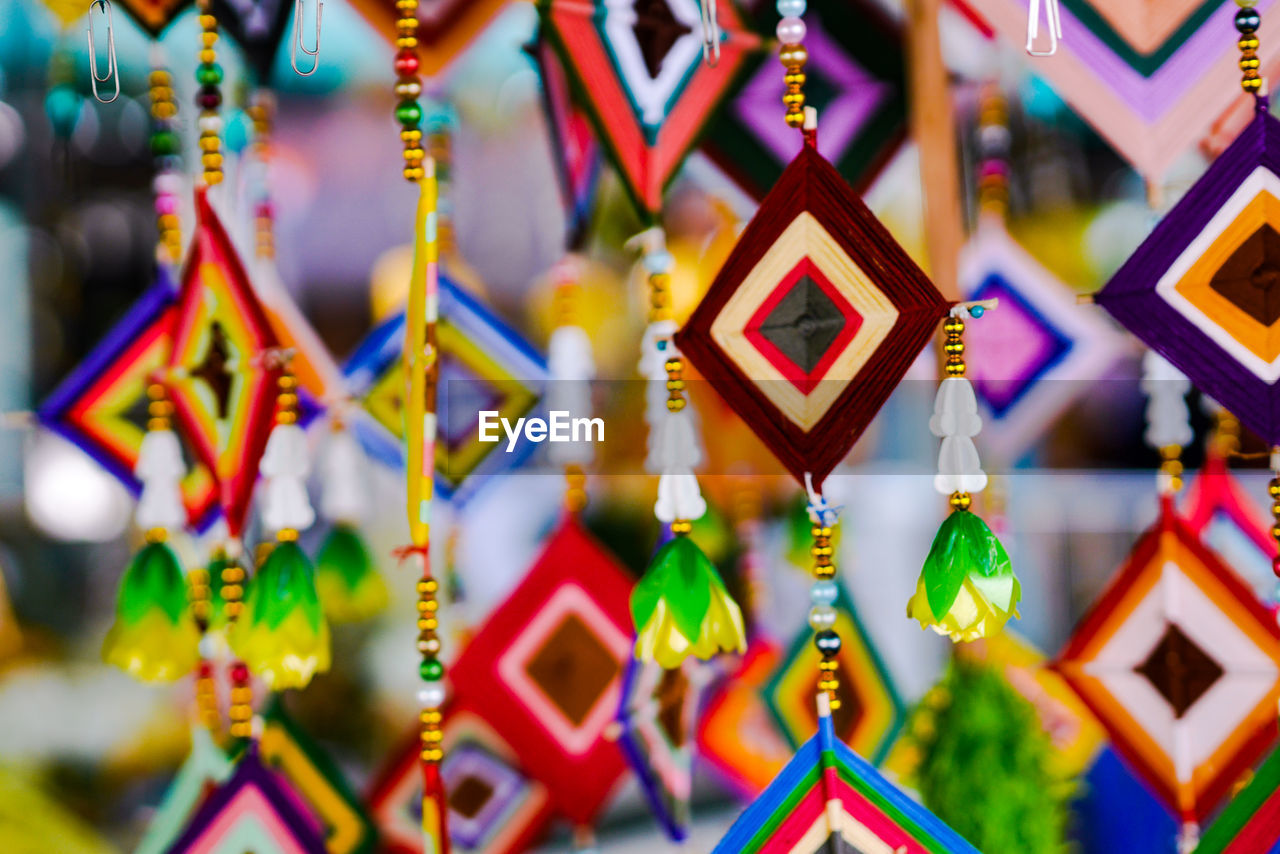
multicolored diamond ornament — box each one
[167,744,328,854]
[258,703,377,854]
[676,142,949,486]
[960,223,1122,459]
[536,0,757,218]
[37,272,219,531]
[210,0,293,83]
[448,516,633,825]
[711,695,981,854]
[762,584,903,763]
[115,0,193,37]
[1096,104,1280,446]
[1182,446,1277,597]
[367,707,554,854]
[134,727,233,854]
[1053,499,1280,823]
[343,276,546,504]
[166,189,281,537]
[702,0,906,201]
[953,0,1280,182]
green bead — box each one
[395,100,422,127]
[150,130,178,157]
[45,85,81,139]
[420,658,444,681]
[196,63,223,86]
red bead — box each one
[231,662,250,682]
[394,49,419,77]
[197,660,214,678]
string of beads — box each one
[148,64,182,265]
[777,0,807,128]
[808,523,842,709]
[393,0,425,181]
[1237,0,1263,94]
[943,314,975,512]
[976,84,1010,220]
[249,93,276,260]
[194,0,223,186]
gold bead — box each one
[945,362,966,377]
[396,35,419,49]
[202,152,223,169]
[1268,479,1280,498]
[949,492,972,511]
[396,0,417,10]
[671,520,693,535]
[944,317,964,334]
[666,397,686,412]
[396,16,419,33]
[1244,74,1264,93]
[784,71,805,88]
[395,80,422,99]
[198,14,217,28]
[1241,55,1262,71]
[784,110,806,128]
[779,45,807,67]
[198,49,217,64]
[782,91,805,108]
[404,147,425,165]
[149,70,171,85]
[401,129,423,144]
[1241,35,1261,52]
[199,136,220,152]
[403,166,424,181]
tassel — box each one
[228,539,330,691]
[103,537,201,681]
[259,422,315,534]
[135,428,187,531]
[315,523,387,622]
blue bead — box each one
[777,0,807,16]
[968,305,985,318]
[810,580,838,606]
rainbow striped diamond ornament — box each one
[712,695,980,853]
[343,276,546,504]
[166,189,280,537]
[1194,745,1280,853]
[38,272,219,531]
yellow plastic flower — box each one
[632,536,747,668]
[907,510,1020,643]
[102,541,200,682]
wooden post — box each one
[903,0,964,302]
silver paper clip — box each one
[1025,0,1061,56]
[291,0,323,76]
[87,0,119,104]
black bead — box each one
[814,629,841,657]
[1236,8,1261,34]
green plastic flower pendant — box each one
[631,536,746,668]
[907,510,1020,643]
[102,540,200,682]
[229,540,330,691]
[314,523,387,622]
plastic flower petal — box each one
[314,523,387,622]
[631,536,746,667]
[103,540,200,682]
[907,510,1020,642]
[229,540,330,690]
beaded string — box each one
[195,0,224,187]
[148,54,183,266]
[249,92,276,260]
[394,0,425,182]
[555,262,590,514]
[976,83,1010,222]
[1238,1,1263,95]
[776,0,808,129]
[804,476,842,712]
[941,312,978,512]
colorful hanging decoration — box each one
[612,657,709,841]
[960,85,1122,459]
[696,640,793,798]
[367,707,554,854]
[1193,745,1280,854]
[675,142,949,486]
[1094,89,1280,445]
[134,728,234,854]
[1053,499,1280,826]
[343,274,547,503]
[762,582,903,762]
[448,516,633,825]
[532,37,604,246]
[953,0,1280,182]
[536,0,758,218]
[210,0,294,83]
[166,745,328,854]
[908,306,1021,642]
[101,381,202,683]
[349,0,513,79]
[259,703,378,854]
[711,695,981,854]
[37,274,219,531]
[702,0,906,200]
[165,188,280,539]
